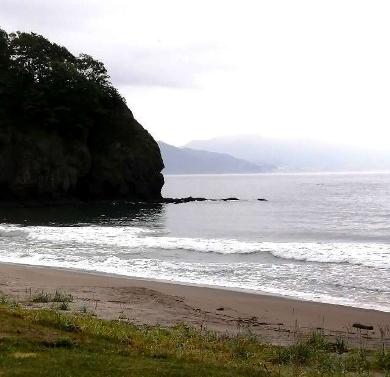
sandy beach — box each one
[0,263,389,348]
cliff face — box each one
[0,107,164,205]
[0,30,164,205]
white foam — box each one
[263,242,390,269]
[0,250,389,312]
[2,224,390,269]
[0,225,27,238]
[0,224,389,313]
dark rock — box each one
[0,30,164,207]
[0,106,164,206]
[160,197,208,204]
[159,197,241,204]
[257,198,268,201]
[216,307,224,311]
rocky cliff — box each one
[0,30,164,205]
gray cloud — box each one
[103,44,233,89]
[2,0,390,148]
[0,0,233,89]
[1,0,100,32]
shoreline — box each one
[1,263,390,348]
[0,261,388,314]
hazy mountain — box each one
[158,141,275,174]
[184,135,390,172]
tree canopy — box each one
[0,29,125,143]
[0,29,164,204]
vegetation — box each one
[0,293,390,376]
[0,28,124,145]
[30,290,73,304]
[0,28,164,203]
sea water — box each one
[0,173,389,311]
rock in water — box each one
[0,30,164,206]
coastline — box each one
[1,263,389,348]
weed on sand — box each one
[30,290,73,304]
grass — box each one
[0,296,389,376]
[30,290,73,304]
[0,306,267,377]
[56,301,70,311]
[31,291,51,303]
[51,291,73,303]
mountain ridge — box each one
[158,141,275,174]
[184,135,390,172]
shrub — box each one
[58,301,70,311]
[31,291,51,303]
[52,291,73,303]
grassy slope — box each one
[0,306,267,377]
[0,300,389,376]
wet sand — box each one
[1,263,389,348]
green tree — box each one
[0,28,124,141]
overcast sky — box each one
[2,0,390,148]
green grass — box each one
[0,303,389,376]
[30,291,51,303]
[51,290,73,303]
[30,290,73,304]
[56,301,70,311]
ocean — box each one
[0,173,389,311]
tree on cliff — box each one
[0,29,164,204]
[0,30,124,141]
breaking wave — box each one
[1,224,389,269]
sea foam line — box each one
[0,251,389,312]
[1,224,389,269]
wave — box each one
[0,223,389,312]
[0,224,389,269]
[263,242,390,268]
[0,251,389,312]
[0,226,28,238]
[146,239,390,269]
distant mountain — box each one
[158,141,275,174]
[184,135,390,172]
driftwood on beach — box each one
[352,323,374,331]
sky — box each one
[2,0,390,149]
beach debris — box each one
[352,323,374,331]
